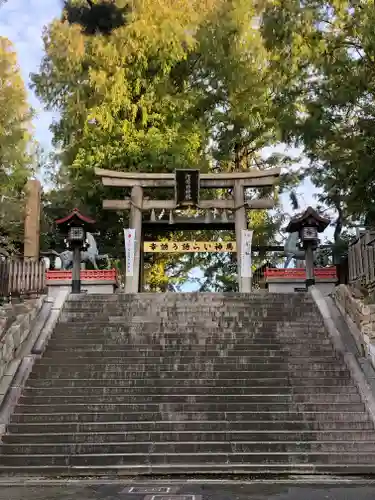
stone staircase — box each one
[0,292,375,476]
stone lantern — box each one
[285,207,330,288]
[55,209,95,294]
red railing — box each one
[264,267,337,279]
[46,269,117,281]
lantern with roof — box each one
[285,207,330,288]
[55,209,95,293]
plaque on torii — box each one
[175,169,200,207]
[95,167,281,293]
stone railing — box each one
[332,284,375,364]
[0,297,44,381]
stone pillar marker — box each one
[24,179,41,260]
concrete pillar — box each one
[234,181,251,293]
[24,179,41,260]
[125,185,143,293]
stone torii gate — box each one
[95,167,281,293]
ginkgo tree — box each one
[0,37,36,254]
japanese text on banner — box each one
[124,228,136,276]
[144,241,237,253]
[240,230,253,278]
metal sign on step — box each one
[144,241,236,253]
[144,496,202,500]
[121,487,179,494]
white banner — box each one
[124,228,136,276]
[240,230,253,278]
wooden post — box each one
[234,181,251,293]
[125,185,143,293]
[24,179,41,260]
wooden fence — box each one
[348,230,375,289]
[0,259,46,298]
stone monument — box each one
[23,179,41,261]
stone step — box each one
[25,377,354,388]
[14,402,367,414]
[32,360,347,373]
[65,292,310,299]
[60,314,317,321]
[63,297,313,304]
[40,347,339,359]
[3,440,375,455]
[11,410,369,423]
[49,334,328,343]
[4,430,374,445]
[56,321,325,329]
[22,385,360,397]
[64,299,311,307]
[61,314,318,321]
[60,304,318,311]
[62,303,317,310]
[45,339,334,349]
[2,451,375,467]
[53,330,327,339]
[19,393,362,406]
[35,356,343,367]
[2,463,375,476]
[8,419,374,435]
[48,329,329,337]
[28,368,351,380]
[64,297,313,305]
[61,303,315,310]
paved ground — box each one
[1,481,375,500]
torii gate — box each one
[95,167,281,293]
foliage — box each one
[260,1,375,238]
[0,37,36,254]
[32,0,306,289]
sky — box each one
[0,0,60,149]
[0,0,331,289]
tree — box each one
[260,1,375,235]
[32,0,303,289]
[0,37,36,254]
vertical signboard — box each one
[175,169,200,207]
[240,229,253,278]
[124,228,136,276]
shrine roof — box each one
[285,206,330,233]
[55,208,95,227]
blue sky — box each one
[0,0,61,149]
[0,0,333,287]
